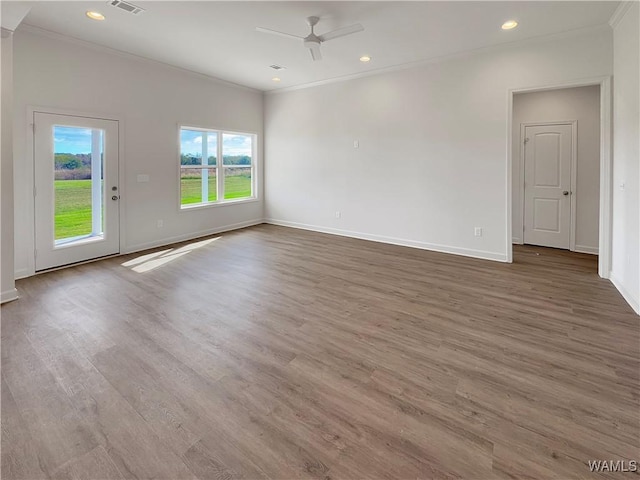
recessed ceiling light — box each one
[501,20,518,30]
[86,11,106,21]
[272,77,281,82]
[360,55,371,63]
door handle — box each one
[112,195,119,201]
[562,191,569,196]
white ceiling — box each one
[18,1,619,91]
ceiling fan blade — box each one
[255,26,303,41]
[318,23,364,42]
[309,43,322,61]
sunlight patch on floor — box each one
[121,237,220,273]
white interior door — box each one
[523,124,573,249]
[34,112,120,271]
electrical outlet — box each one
[335,211,341,219]
[157,220,164,228]
[353,140,359,148]
[474,227,482,237]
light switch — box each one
[137,174,150,183]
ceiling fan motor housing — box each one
[304,16,321,48]
[256,15,364,62]
[304,34,321,48]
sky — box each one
[54,126,96,155]
[54,126,252,157]
[181,129,252,157]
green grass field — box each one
[54,180,94,240]
[180,172,251,204]
[55,176,252,240]
[180,175,218,204]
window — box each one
[180,127,255,208]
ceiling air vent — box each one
[269,65,286,70]
[109,0,145,15]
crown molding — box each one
[609,1,635,28]
[266,24,612,95]
[17,24,262,95]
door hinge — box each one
[524,137,530,144]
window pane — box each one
[206,169,217,202]
[180,168,217,205]
[181,129,218,166]
[180,128,254,206]
[207,133,217,166]
[224,167,251,200]
[222,133,252,200]
[180,129,202,166]
[222,133,252,166]
[53,126,104,241]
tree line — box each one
[55,153,93,170]
[53,153,252,180]
[180,154,251,166]
[55,153,93,180]
[55,153,252,171]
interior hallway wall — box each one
[610,2,640,313]
[1,30,17,302]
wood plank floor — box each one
[2,224,639,479]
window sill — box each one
[179,197,260,212]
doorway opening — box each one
[507,78,612,278]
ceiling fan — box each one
[256,16,364,61]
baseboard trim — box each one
[610,272,640,315]
[123,219,264,255]
[1,288,19,304]
[512,236,523,244]
[265,219,508,263]
[574,245,599,255]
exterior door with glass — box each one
[34,112,119,271]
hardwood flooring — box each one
[2,224,639,479]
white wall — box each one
[1,31,17,302]
[611,2,640,314]
[265,28,612,262]
[13,29,264,278]
[512,86,600,253]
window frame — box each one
[178,125,258,210]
